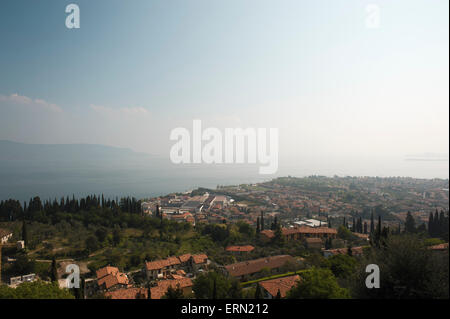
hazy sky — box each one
[0,0,448,178]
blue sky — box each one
[0,0,448,178]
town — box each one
[0,176,448,299]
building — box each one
[145,257,181,280]
[294,219,325,227]
[105,287,149,299]
[0,228,12,244]
[141,202,155,215]
[9,273,36,287]
[150,277,193,299]
[164,211,195,225]
[96,266,129,291]
[225,245,255,253]
[145,254,208,280]
[258,275,300,299]
[224,255,294,281]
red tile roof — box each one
[98,272,129,290]
[96,266,119,280]
[259,275,300,298]
[150,278,193,299]
[192,254,208,264]
[178,254,192,263]
[145,253,208,270]
[428,243,449,250]
[260,230,274,239]
[225,255,294,277]
[105,288,148,299]
[145,259,170,271]
[226,245,255,252]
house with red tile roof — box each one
[96,266,129,291]
[105,287,148,299]
[224,255,294,281]
[96,266,119,279]
[258,275,300,299]
[226,245,255,253]
[145,253,208,279]
[150,277,193,299]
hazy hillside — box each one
[0,140,155,164]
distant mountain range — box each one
[0,140,158,164]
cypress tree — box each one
[275,289,282,299]
[260,212,264,231]
[428,212,434,237]
[347,245,353,256]
[50,257,58,282]
[370,211,375,233]
[212,278,217,299]
[377,215,382,238]
[434,210,439,235]
[439,211,446,238]
[405,211,416,233]
[256,217,260,234]
[255,284,262,299]
[358,217,363,233]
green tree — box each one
[287,268,350,299]
[275,289,281,299]
[0,281,74,299]
[193,271,239,299]
[352,234,449,299]
[324,254,357,279]
[50,257,58,282]
[254,284,263,299]
[112,226,122,246]
[337,225,353,241]
[163,284,184,299]
[95,227,108,243]
[405,212,416,233]
[85,235,99,254]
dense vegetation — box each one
[1,193,448,299]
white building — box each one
[293,219,325,228]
